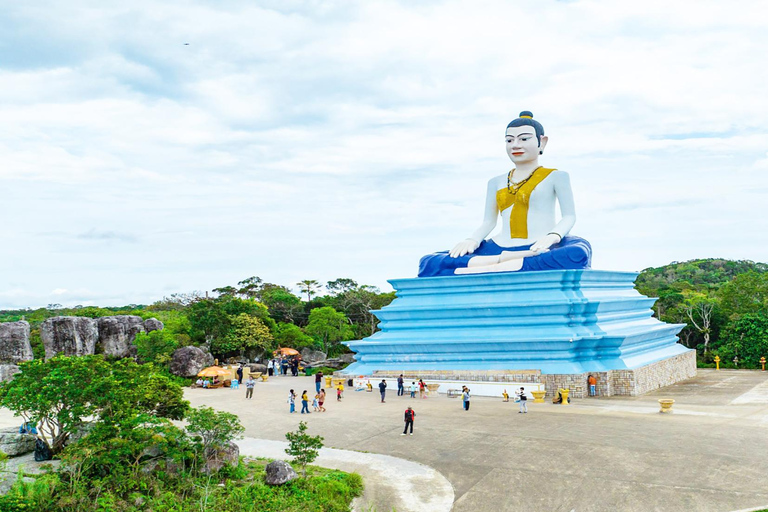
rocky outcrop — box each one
[204,441,239,473]
[0,321,33,364]
[338,353,355,364]
[96,316,145,358]
[144,318,164,332]
[0,364,20,382]
[41,317,98,359]
[301,348,327,363]
[0,427,36,457]
[169,346,213,377]
[265,460,298,485]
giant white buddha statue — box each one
[419,111,592,277]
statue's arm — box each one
[530,171,576,252]
[449,178,499,258]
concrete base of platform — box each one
[346,350,697,398]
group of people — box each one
[195,376,221,388]
[267,357,301,377]
[288,388,327,413]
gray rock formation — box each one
[96,316,145,358]
[41,317,98,359]
[169,346,213,377]
[338,353,356,364]
[0,364,20,382]
[248,363,267,374]
[0,321,33,364]
[0,427,36,457]
[204,441,239,473]
[144,318,164,332]
[301,348,327,363]
[265,460,298,485]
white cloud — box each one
[1,0,767,309]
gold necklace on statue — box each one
[507,166,542,195]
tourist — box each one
[418,379,426,399]
[313,393,320,412]
[315,371,324,394]
[410,382,417,398]
[288,389,296,413]
[516,387,528,413]
[236,363,244,384]
[267,359,274,377]
[379,379,387,403]
[588,374,597,397]
[336,382,344,401]
[401,406,415,436]
[281,359,289,376]
[502,389,509,402]
[397,374,404,396]
[203,379,210,389]
[195,378,203,387]
[318,388,327,412]
[301,390,311,414]
[19,422,38,435]
[245,375,255,399]
[291,359,299,377]
[462,387,471,411]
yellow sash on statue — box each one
[495,167,556,239]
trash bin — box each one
[305,367,312,376]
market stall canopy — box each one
[197,366,230,377]
[274,347,299,356]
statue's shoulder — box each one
[488,173,508,189]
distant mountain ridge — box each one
[636,258,768,294]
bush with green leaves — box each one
[135,329,179,365]
[285,421,324,478]
[0,356,189,453]
[185,406,244,455]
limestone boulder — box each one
[248,363,267,374]
[96,316,145,358]
[265,460,298,485]
[301,348,327,364]
[204,441,239,473]
[169,346,213,377]
[0,364,20,382]
[338,353,356,364]
[0,427,36,457]
[0,321,33,363]
[144,318,164,332]
[41,317,97,359]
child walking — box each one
[312,393,320,412]
[516,387,528,413]
[288,389,296,413]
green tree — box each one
[212,313,273,357]
[188,296,276,347]
[714,313,768,368]
[260,285,304,324]
[186,406,244,455]
[326,278,358,295]
[285,421,324,478]
[681,291,717,353]
[0,356,189,454]
[296,280,321,302]
[275,322,316,350]
[134,330,179,365]
[304,307,355,356]
[236,276,263,299]
[718,271,768,320]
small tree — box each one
[285,421,323,478]
[134,330,179,365]
[186,406,244,455]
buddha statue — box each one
[419,111,592,277]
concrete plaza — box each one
[185,369,768,512]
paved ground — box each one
[183,369,768,512]
[2,369,767,512]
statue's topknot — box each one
[507,111,545,145]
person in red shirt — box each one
[401,406,415,436]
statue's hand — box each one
[530,233,562,253]
[449,238,480,258]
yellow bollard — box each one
[714,355,720,370]
[325,376,332,388]
[761,357,766,371]
[559,388,570,406]
[531,390,546,403]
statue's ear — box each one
[539,135,549,154]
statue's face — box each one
[505,125,548,164]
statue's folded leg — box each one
[418,237,592,277]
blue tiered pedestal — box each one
[344,269,691,376]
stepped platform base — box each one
[343,270,696,396]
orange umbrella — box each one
[274,347,299,356]
[197,366,231,378]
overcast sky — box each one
[2,0,768,309]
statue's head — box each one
[505,111,548,164]
[506,111,545,145]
